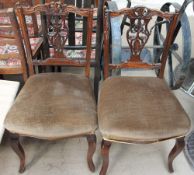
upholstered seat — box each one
[98,77,190,143]
[5,73,97,139]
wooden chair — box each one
[0,8,28,81]
[4,2,97,173]
[98,7,191,175]
[0,0,43,81]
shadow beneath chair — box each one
[93,132,103,170]
[23,139,58,170]
[157,141,173,170]
[108,143,129,171]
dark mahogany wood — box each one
[86,134,97,172]
[168,137,185,173]
[9,133,25,173]
[100,139,111,175]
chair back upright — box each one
[16,2,94,78]
[103,7,179,79]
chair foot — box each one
[168,137,185,173]
[100,139,111,175]
[9,133,25,173]
[86,134,97,172]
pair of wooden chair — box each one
[3,2,190,175]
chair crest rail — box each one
[20,2,93,17]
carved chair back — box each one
[103,7,179,79]
[0,8,27,81]
[16,2,94,78]
[44,0,97,57]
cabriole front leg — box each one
[86,134,97,172]
[9,133,25,173]
[168,137,185,173]
[100,139,112,175]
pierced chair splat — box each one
[98,6,191,175]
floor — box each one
[0,88,193,175]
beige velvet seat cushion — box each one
[98,77,190,143]
[4,73,97,139]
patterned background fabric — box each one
[0,16,96,67]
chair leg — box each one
[86,134,97,172]
[168,137,185,173]
[9,133,25,173]
[100,139,112,175]
[0,74,4,79]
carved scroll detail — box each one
[126,7,152,62]
[47,2,68,15]
[47,15,69,56]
